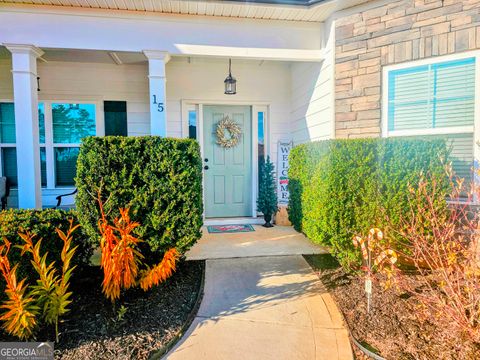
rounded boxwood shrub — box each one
[288,137,450,269]
[75,136,203,260]
[0,208,94,282]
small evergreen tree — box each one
[257,156,278,227]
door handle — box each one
[204,165,209,170]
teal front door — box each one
[203,105,252,218]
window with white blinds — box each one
[388,57,475,132]
[385,56,477,183]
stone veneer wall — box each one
[335,0,480,138]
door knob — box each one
[204,158,209,162]
[204,165,209,170]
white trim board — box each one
[387,127,474,138]
[0,6,324,62]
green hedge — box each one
[0,209,94,282]
[288,138,450,268]
[75,136,203,260]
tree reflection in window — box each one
[38,103,45,144]
[55,147,80,186]
[258,112,265,185]
[52,104,96,143]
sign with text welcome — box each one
[277,140,292,205]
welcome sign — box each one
[277,140,293,205]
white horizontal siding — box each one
[427,133,474,182]
[166,57,293,163]
[291,21,334,144]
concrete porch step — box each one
[186,225,327,260]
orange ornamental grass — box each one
[98,204,144,302]
[139,248,179,291]
[97,199,179,302]
[0,239,38,340]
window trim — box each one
[47,100,104,188]
[382,51,480,202]
[0,99,104,190]
[0,99,17,187]
[382,50,480,138]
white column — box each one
[6,44,43,209]
[143,51,170,136]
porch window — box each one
[258,111,265,161]
[52,103,96,143]
[39,103,45,144]
[0,103,15,143]
[1,148,17,187]
[38,103,46,187]
[40,147,47,187]
[0,102,49,188]
[0,103,17,186]
[52,103,96,186]
[188,110,197,139]
[257,111,266,186]
[0,101,98,194]
[384,56,477,182]
[54,147,80,186]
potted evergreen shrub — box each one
[257,156,278,228]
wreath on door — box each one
[215,116,242,148]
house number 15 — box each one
[152,95,164,112]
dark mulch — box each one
[304,254,480,360]
[0,260,204,360]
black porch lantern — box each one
[224,59,237,95]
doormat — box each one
[207,224,255,233]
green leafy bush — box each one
[0,209,93,281]
[75,136,203,260]
[288,138,450,269]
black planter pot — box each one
[263,214,274,228]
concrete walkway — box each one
[165,251,353,359]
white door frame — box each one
[181,99,270,221]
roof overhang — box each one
[0,0,371,22]
[218,0,326,5]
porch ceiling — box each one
[0,0,370,22]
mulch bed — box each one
[304,254,480,360]
[0,260,205,360]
